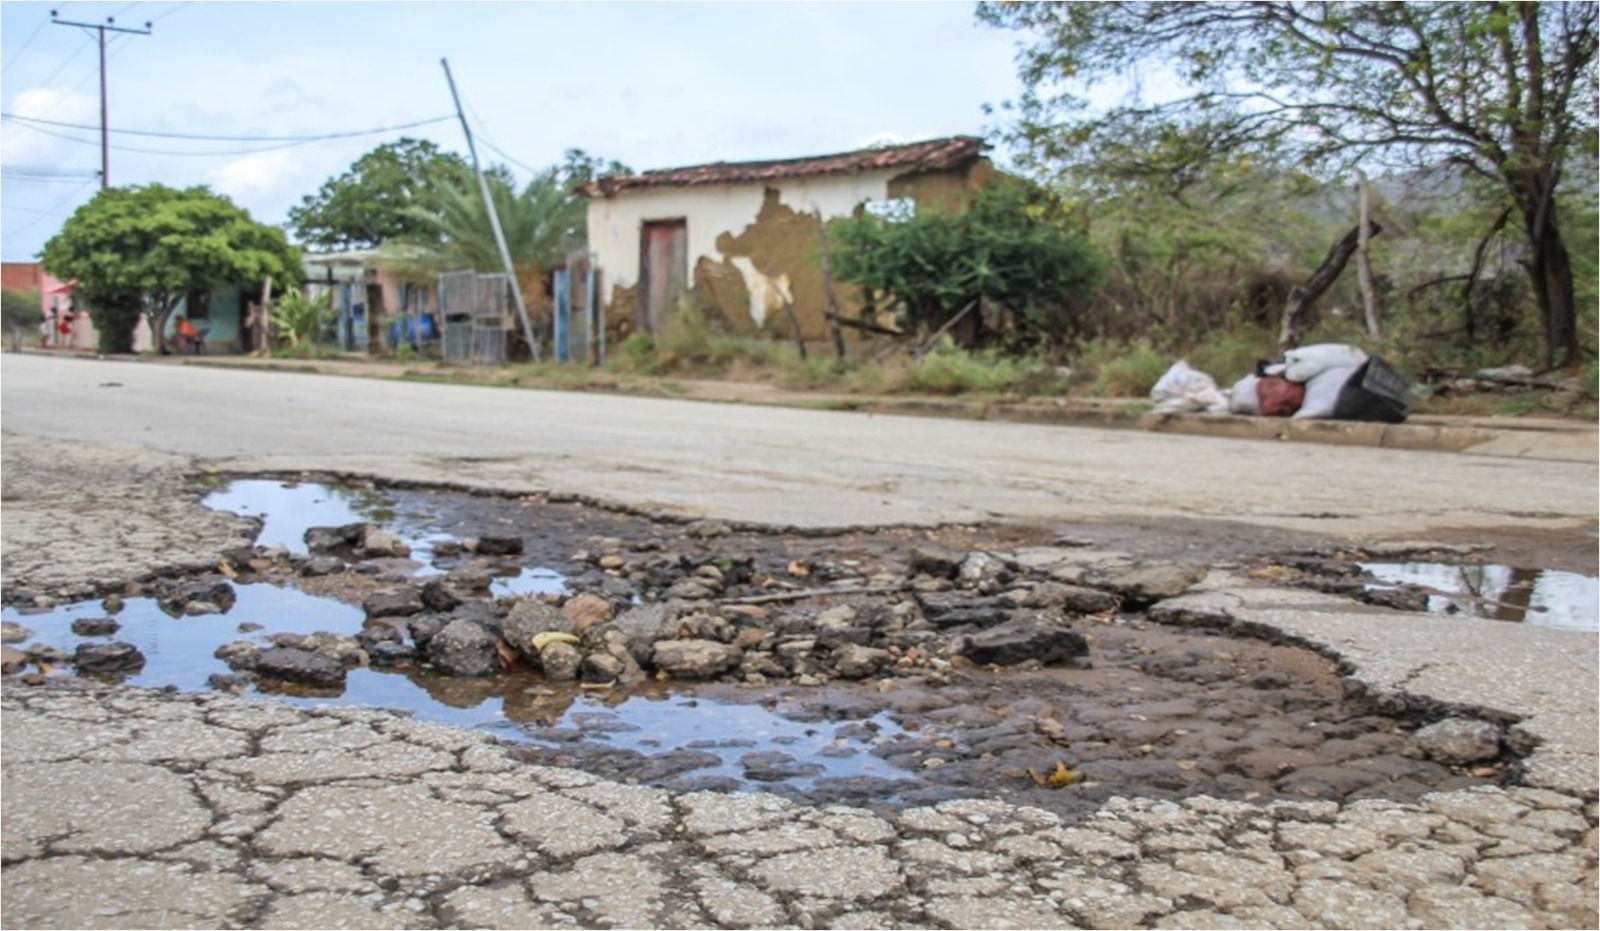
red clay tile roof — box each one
[583,135,987,197]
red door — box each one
[639,219,687,334]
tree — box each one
[287,138,468,250]
[409,163,585,272]
[378,153,631,290]
[978,1,1597,368]
[829,178,1101,350]
[41,184,303,354]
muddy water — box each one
[0,477,1518,815]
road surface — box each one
[3,353,1594,541]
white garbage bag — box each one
[1281,343,1368,383]
[1150,360,1230,414]
[1228,373,1262,415]
[1292,364,1362,419]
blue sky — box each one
[1,1,1029,261]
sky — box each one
[0,0,1032,262]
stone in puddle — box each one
[741,750,824,781]
[540,641,582,681]
[476,535,524,556]
[364,587,425,619]
[251,647,346,687]
[652,639,742,679]
[72,641,145,676]
[426,619,498,677]
[70,617,121,636]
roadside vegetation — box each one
[39,4,1594,419]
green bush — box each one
[608,300,794,377]
[838,341,1065,397]
[1185,326,1279,385]
[1077,338,1172,397]
[270,289,330,350]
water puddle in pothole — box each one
[4,477,1524,812]
[203,479,569,593]
[0,585,903,790]
[1362,562,1598,632]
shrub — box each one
[1185,326,1279,385]
[270,289,330,350]
[1077,338,1171,397]
[841,341,1066,397]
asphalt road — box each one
[3,353,1595,540]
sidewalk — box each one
[169,353,1596,464]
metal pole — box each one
[440,58,540,362]
[51,14,152,190]
[98,26,108,187]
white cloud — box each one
[1,87,98,163]
[209,150,297,199]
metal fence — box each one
[438,270,511,366]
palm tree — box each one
[382,164,584,287]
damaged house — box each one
[581,135,991,343]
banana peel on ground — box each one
[1027,760,1084,789]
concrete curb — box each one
[17,348,1596,462]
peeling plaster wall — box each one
[587,162,988,340]
[589,173,890,338]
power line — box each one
[2,112,457,142]
[0,178,98,245]
[51,12,154,188]
[2,166,104,180]
[152,2,193,22]
[9,119,387,158]
[474,131,543,179]
[1,13,53,77]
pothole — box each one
[0,476,1522,817]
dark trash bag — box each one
[1333,356,1411,423]
[1256,375,1306,417]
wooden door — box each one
[639,219,687,334]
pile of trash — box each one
[1150,343,1411,423]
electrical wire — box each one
[2,112,456,142]
[24,33,97,107]
[2,166,103,180]
[1,13,53,77]
[475,132,543,179]
[152,2,193,22]
[0,177,98,244]
[9,119,373,157]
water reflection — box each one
[1362,562,1598,632]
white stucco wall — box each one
[585,170,903,300]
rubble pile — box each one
[208,522,1137,692]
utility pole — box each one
[51,11,152,190]
[440,58,540,361]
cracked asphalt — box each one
[5,680,1597,930]
[2,356,1597,929]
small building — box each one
[582,136,991,343]
[5,262,99,350]
[303,248,437,354]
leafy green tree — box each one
[829,178,1100,349]
[979,1,1598,368]
[288,138,468,250]
[41,184,303,354]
